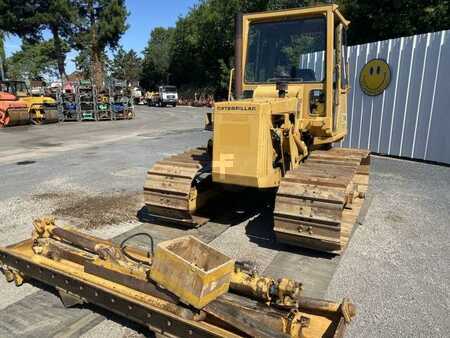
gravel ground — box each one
[0,106,449,337]
[327,156,450,337]
[0,106,209,313]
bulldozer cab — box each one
[212,4,351,188]
[236,4,350,143]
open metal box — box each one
[150,236,235,309]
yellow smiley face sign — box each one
[359,59,391,96]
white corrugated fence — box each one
[300,30,450,164]
[342,30,450,164]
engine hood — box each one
[21,96,56,105]
[0,92,28,111]
[0,91,17,101]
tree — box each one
[74,0,128,87]
[38,0,80,78]
[161,0,311,97]
[267,0,316,10]
[111,47,142,82]
[337,0,450,44]
[168,0,244,96]
[6,40,63,80]
[176,0,449,96]
[0,0,80,79]
[0,31,6,80]
[73,48,92,78]
[73,47,109,80]
[140,27,174,89]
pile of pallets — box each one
[57,79,134,122]
[109,79,135,120]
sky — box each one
[4,0,198,75]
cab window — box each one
[245,17,326,83]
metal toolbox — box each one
[150,236,234,309]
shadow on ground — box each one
[26,279,154,338]
[137,188,336,259]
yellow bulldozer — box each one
[144,4,370,254]
[0,80,58,124]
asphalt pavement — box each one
[0,105,448,338]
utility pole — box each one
[0,31,5,81]
[0,55,4,81]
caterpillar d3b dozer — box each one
[1,218,356,337]
[144,4,370,254]
[0,80,58,124]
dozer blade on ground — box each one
[0,218,356,338]
[274,148,370,254]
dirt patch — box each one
[32,191,143,229]
[32,192,71,200]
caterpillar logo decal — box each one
[216,106,256,111]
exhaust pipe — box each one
[235,13,243,99]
